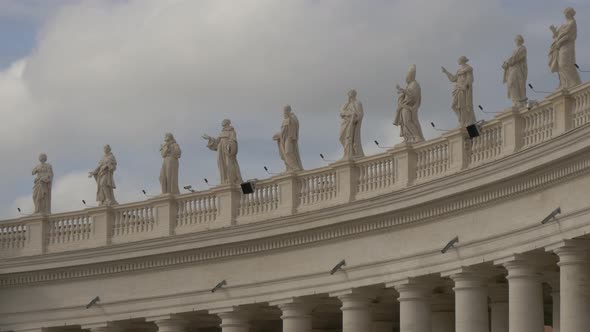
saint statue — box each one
[202,119,243,185]
[442,56,477,128]
[339,89,364,160]
[273,105,303,172]
[503,35,528,107]
[159,133,181,194]
[88,145,118,206]
[394,64,424,144]
[549,7,581,90]
[32,153,53,214]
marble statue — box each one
[88,145,118,206]
[503,35,528,107]
[549,7,581,89]
[394,64,425,144]
[32,153,53,214]
[339,89,365,160]
[202,119,243,185]
[159,133,181,195]
[442,56,477,128]
[273,105,303,172]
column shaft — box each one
[278,302,314,332]
[504,260,544,332]
[339,293,374,332]
[217,312,250,332]
[451,273,488,332]
[396,284,431,332]
[556,246,590,332]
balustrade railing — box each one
[415,139,449,180]
[0,219,26,251]
[239,180,279,216]
[357,154,395,194]
[47,212,92,245]
[521,102,554,148]
[469,121,503,166]
[112,203,155,237]
[176,192,218,228]
[572,87,590,129]
[298,169,337,206]
[2,81,590,257]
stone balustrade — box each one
[2,82,590,258]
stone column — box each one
[84,324,122,332]
[431,292,454,332]
[553,241,590,332]
[393,282,432,332]
[503,258,544,332]
[488,283,508,332]
[210,308,250,332]
[450,271,489,332]
[333,289,375,332]
[154,318,188,332]
[546,272,560,332]
[271,298,315,332]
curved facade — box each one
[2,84,590,332]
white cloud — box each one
[0,0,589,218]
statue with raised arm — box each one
[442,56,476,128]
[32,153,53,214]
[202,119,243,185]
[549,7,581,89]
[88,145,118,206]
[159,133,181,194]
[394,64,424,144]
[503,35,528,107]
[339,89,364,160]
[273,105,303,172]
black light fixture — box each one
[183,185,196,193]
[528,83,551,94]
[330,259,346,275]
[264,166,279,175]
[430,122,450,132]
[86,296,100,309]
[541,207,562,224]
[240,181,256,195]
[441,236,459,254]
[211,280,227,293]
[575,64,590,73]
[320,153,336,162]
[374,140,393,149]
[477,104,502,114]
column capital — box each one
[270,297,317,319]
[152,318,188,332]
[81,323,123,332]
[548,239,590,266]
[209,307,251,329]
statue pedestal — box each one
[330,159,359,204]
[391,143,417,187]
[210,184,241,229]
[21,214,48,256]
[149,193,177,237]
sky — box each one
[0,0,588,219]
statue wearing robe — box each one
[549,7,581,89]
[32,154,53,214]
[443,57,477,128]
[159,133,181,194]
[503,36,528,107]
[89,145,118,206]
[339,89,364,160]
[204,120,243,185]
[394,64,424,143]
[273,105,303,172]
